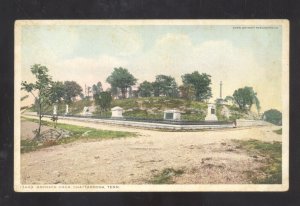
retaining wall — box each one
[23,113,234,130]
[23,113,270,130]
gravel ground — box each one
[20,116,282,184]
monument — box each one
[65,104,69,115]
[111,106,124,118]
[53,105,57,115]
[164,110,181,121]
[205,104,218,121]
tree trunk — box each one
[121,88,126,99]
[37,102,42,138]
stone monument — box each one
[65,104,69,115]
[111,106,124,118]
[53,105,57,115]
[205,103,218,121]
[164,109,181,121]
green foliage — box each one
[94,91,112,112]
[181,113,205,121]
[21,64,53,137]
[138,81,153,97]
[181,71,212,101]
[106,67,137,98]
[92,82,103,96]
[48,81,65,104]
[178,84,196,100]
[63,81,83,103]
[232,86,260,112]
[123,110,164,119]
[233,139,282,184]
[263,109,282,126]
[215,104,228,121]
[149,168,184,184]
[152,75,179,97]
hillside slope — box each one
[29,97,260,121]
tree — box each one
[178,84,196,100]
[63,81,83,103]
[231,86,260,112]
[138,81,153,97]
[152,75,179,97]
[263,109,282,125]
[47,81,65,128]
[21,64,53,138]
[181,71,212,101]
[48,81,65,105]
[94,91,112,113]
[106,67,137,99]
[92,82,103,97]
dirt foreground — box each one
[20,116,282,184]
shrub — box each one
[263,109,282,126]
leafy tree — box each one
[106,67,137,99]
[181,71,212,101]
[63,81,83,103]
[107,86,120,99]
[94,91,112,113]
[92,82,103,97]
[263,109,282,125]
[138,81,153,97]
[230,86,260,112]
[152,75,179,97]
[178,84,196,100]
[47,81,65,128]
[21,64,53,138]
[48,81,65,105]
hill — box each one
[28,97,260,121]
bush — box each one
[263,109,282,126]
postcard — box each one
[14,20,289,192]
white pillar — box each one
[65,104,69,114]
[53,105,57,115]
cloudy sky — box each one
[20,22,283,112]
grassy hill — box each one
[29,97,259,121]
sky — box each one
[20,23,283,112]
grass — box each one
[181,113,206,121]
[21,117,137,153]
[149,168,184,184]
[123,110,164,119]
[233,139,282,184]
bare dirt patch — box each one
[20,115,282,184]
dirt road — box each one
[21,116,281,184]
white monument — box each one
[53,105,57,115]
[164,109,181,121]
[111,106,124,118]
[205,103,218,121]
[65,104,69,115]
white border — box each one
[14,20,289,192]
